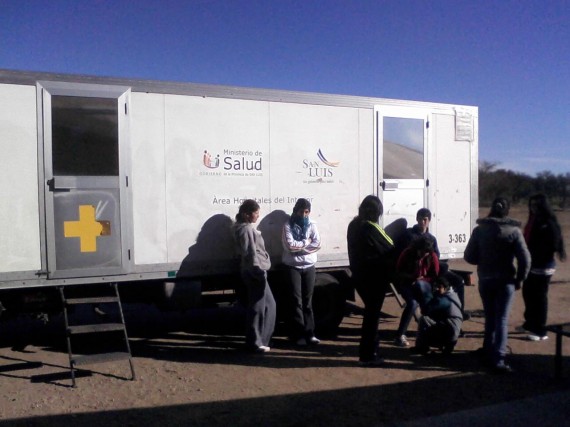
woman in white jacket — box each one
[282,198,322,345]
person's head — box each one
[528,193,555,218]
[416,208,432,233]
[358,195,383,222]
[488,197,510,218]
[236,199,260,224]
[292,198,312,218]
[410,235,434,258]
[433,276,450,295]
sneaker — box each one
[295,338,308,346]
[527,334,548,341]
[308,336,321,345]
[247,345,270,353]
[515,325,531,333]
[359,356,386,367]
[394,335,410,347]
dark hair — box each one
[434,275,450,290]
[528,193,556,220]
[410,235,434,254]
[293,198,311,214]
[416,208,432,221]
[489,197,510,218]
[358,195,383,222]
[235,199,260,223]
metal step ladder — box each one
[59,283,136,387]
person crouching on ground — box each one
[394,235,440,347]
[234,199,276,353]
[411,276,463,355]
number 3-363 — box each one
[448,233,467,243]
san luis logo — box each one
[316,149,340,167]
[303,149,340,180]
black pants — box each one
[522,272,551,336]
[355,278,389,362]
[287,265,316,340]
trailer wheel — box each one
[313,273,346,337]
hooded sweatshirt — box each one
[281,219,321,268]
[464,216,531,283]
[234,222,271,274]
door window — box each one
[383,116,424,179]
[52,95,118,176]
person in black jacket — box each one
[519,193,566,341]
[347,195,396,366]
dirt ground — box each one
[1,207,570,426]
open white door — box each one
[375,106,430,230]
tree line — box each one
[479,161,570,209]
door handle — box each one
[46,178,70,192]
[380,181,398,191]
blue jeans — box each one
[478,279,515,365]
[396,280,433,337]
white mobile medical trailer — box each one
[0,69,478,332]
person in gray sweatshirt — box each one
[464,197,530,373]
[411,276,463,355]
[234,199,276,353]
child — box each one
[411,276,463,355]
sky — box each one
[1,0,569,176]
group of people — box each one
[233,193,566,374]
[347,196,466,366]
[465,195,566,373]
[233,198,321,353]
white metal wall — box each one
[0,84,41,273]
[430,111,477,258]
[130,93,372,267]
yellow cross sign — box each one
[64,205,111,253]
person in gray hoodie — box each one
[234,199,276,353]
[411,276,463,355]
[282,198,322,346]
[464,197,531,373]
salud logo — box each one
[203,150,220,169]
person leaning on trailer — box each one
[233,199,276,354]
[281,198,322,346]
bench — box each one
[545,322,570,379]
